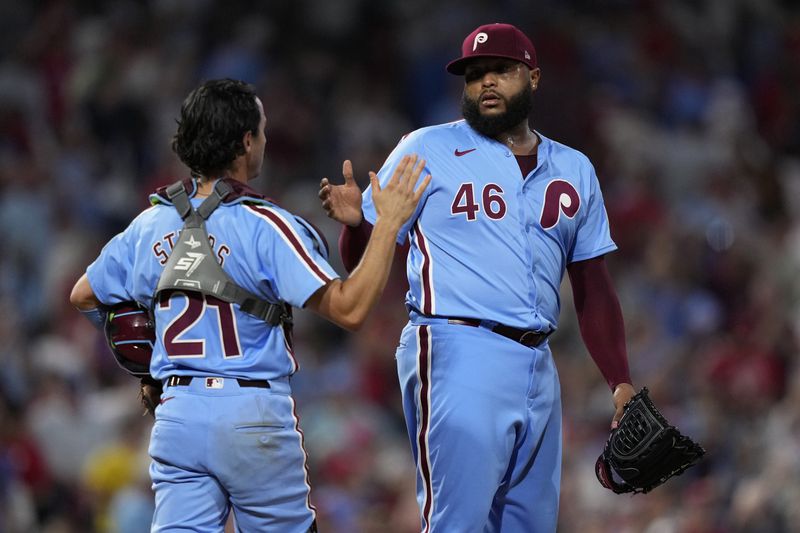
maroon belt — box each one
[446,317,551,348]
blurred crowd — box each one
[1,0,799,531]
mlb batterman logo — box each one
[473,32,488,50]
[205,377,224,389]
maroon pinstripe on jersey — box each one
[246,205,334,285]
[416,325,434,532]
[413,222,434,315]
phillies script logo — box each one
[540,179,580,229]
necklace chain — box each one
[506,129,535,147]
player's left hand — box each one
[611,382,636,429]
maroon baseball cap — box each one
[446,23,537,75]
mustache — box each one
[480,91,503,101]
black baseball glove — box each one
[139,375,163,418]
[595,387,705,494]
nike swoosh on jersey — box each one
[454,148,477,157]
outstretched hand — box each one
[319,160,364,227]
[371,154,431,229]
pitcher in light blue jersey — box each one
[71,79,429,533]
[320,24,636,532]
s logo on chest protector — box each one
[540,180,580,230]
[174,252,205,276]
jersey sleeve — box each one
[246,205,339,308]
[362,133,431,244]
[569,164,618,263]
[85,226,136,305]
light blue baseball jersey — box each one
[87,180,338,381]
[362,119,616,331]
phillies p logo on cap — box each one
[473,32,488,51]
[447,23,537,75]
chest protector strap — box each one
[154,180,291,327]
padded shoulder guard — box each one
[595,387,706,494]
[104,302,154,377]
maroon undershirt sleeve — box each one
[339,219,373,273]
[567,256,632,391]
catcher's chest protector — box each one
[155,180,290,326]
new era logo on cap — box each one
[447,23,537,75]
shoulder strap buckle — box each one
[237,294,291,327]
[264,302,292,327]
[197,180,233,220]
[165,181,193,220]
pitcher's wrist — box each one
[346,211,365,227]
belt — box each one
[166,376,271,389]
[446,317,551,348]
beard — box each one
[462,83,533,138]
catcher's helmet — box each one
[104,302,154,377]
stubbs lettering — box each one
[153,232,229,266]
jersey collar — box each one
[460,121,552,161]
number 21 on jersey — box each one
[450,182,507,221]
[158,291,243,359]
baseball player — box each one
[70,79,429,532]
[319,24,636,532]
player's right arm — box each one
[70,221,138,329]
[70,273,106,329]
[306,154,430,331]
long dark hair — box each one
[171,79,260,179]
